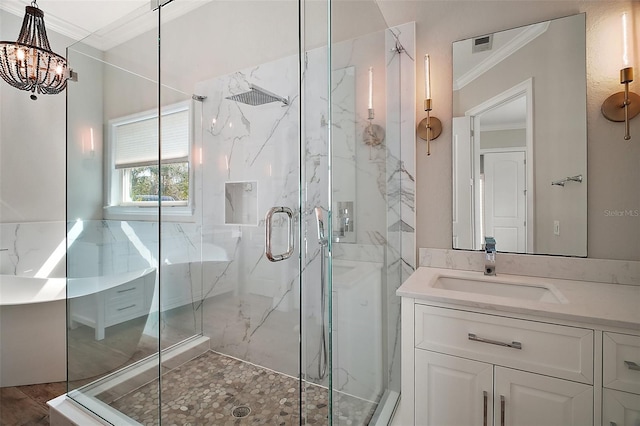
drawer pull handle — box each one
[624,360,640,371]
[117,287,136,294]
[500,395,505,426]
[117,304,137,312]
[610,422,617,426]
[468,333,522,350]
[483,391,488,426]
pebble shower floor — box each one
[110,351,376,425]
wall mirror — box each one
[452,13,587,256]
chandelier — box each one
[0,1,68,100]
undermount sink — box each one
[430,275,567,304]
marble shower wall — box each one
[195,54,302,376]
[302,22,416,403]
[384,22,416,395]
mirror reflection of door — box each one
[452,13,587,257]
[483,151,526,252]
[477,93,528,253]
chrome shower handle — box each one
[265,206,294,262]
[314,207,327,246]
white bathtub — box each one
[0,275,66,387]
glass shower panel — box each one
[157,0,306,424]
[301,0,332,422]
[155,3,206,353]
[66,4,162,424]
[328,21,416,425]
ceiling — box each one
[0,0,207,50]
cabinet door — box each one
[415,350,493,426]
[494,366,592,426]
[603,388,640,426]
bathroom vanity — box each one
[397,267,640,426]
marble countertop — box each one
[397,267,640,331]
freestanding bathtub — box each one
[0,275,66,387]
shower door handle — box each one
[265,206,294,262]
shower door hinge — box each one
[65,68,78,82]
[150,0,173,11]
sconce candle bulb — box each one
[601,11,639,141]
[418,54,442,155]
[363,65,384,152]
[424,54,431,100]
[622,12,632,68]
[368,66,373,111]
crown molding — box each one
[1,0,208,52]
[0,1,91,44]
[454,21,549,91]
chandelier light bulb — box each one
[0,1,68,97]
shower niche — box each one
[225,181,259,225]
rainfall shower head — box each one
[225,84,289,106]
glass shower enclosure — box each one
[63,0,415,424]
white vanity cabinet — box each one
[397,267,640,426]
[407,303,594,425]
[415,350,593,426]
[602,332,640,426]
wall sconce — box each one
[363,66,385,155]
[82,127,96,158]
[601,12,640,140]
[417,54,442,155]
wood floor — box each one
[0,382,66,426]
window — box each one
[107,101,194,217]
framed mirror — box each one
[452,13,587,256]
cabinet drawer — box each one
[104,283,143,304]
[414,304,593,384]
[105,294,146,324]
[604,332,640,394]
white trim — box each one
[106,100,198,221]
[466,78,534,253]
[0,1,209,51]
[0,1,92,44]
[480,123,526,132]
[454,21,549,90]
[479,147,526,155]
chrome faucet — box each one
[484,236,496,276]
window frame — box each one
[104,100,198,221]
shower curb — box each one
[48,335,210,425]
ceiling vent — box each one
[472,34,493,53]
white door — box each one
[603,388,640,426]
[415,350,493,426]
[483,151,526,252]
[494,367,592,426]
[452,117,473,249]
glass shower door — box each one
[156,1,309,424]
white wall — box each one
[374,0,640,261]
[0,10,73,223]
[3,0,639,262]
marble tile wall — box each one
[419,247,640,286]
[0,221,66,278]
[1,22,417,413]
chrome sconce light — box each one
[602,12,640,140]
[417,54,442,155]
[363,66,385,154]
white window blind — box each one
[115,108,189,169]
